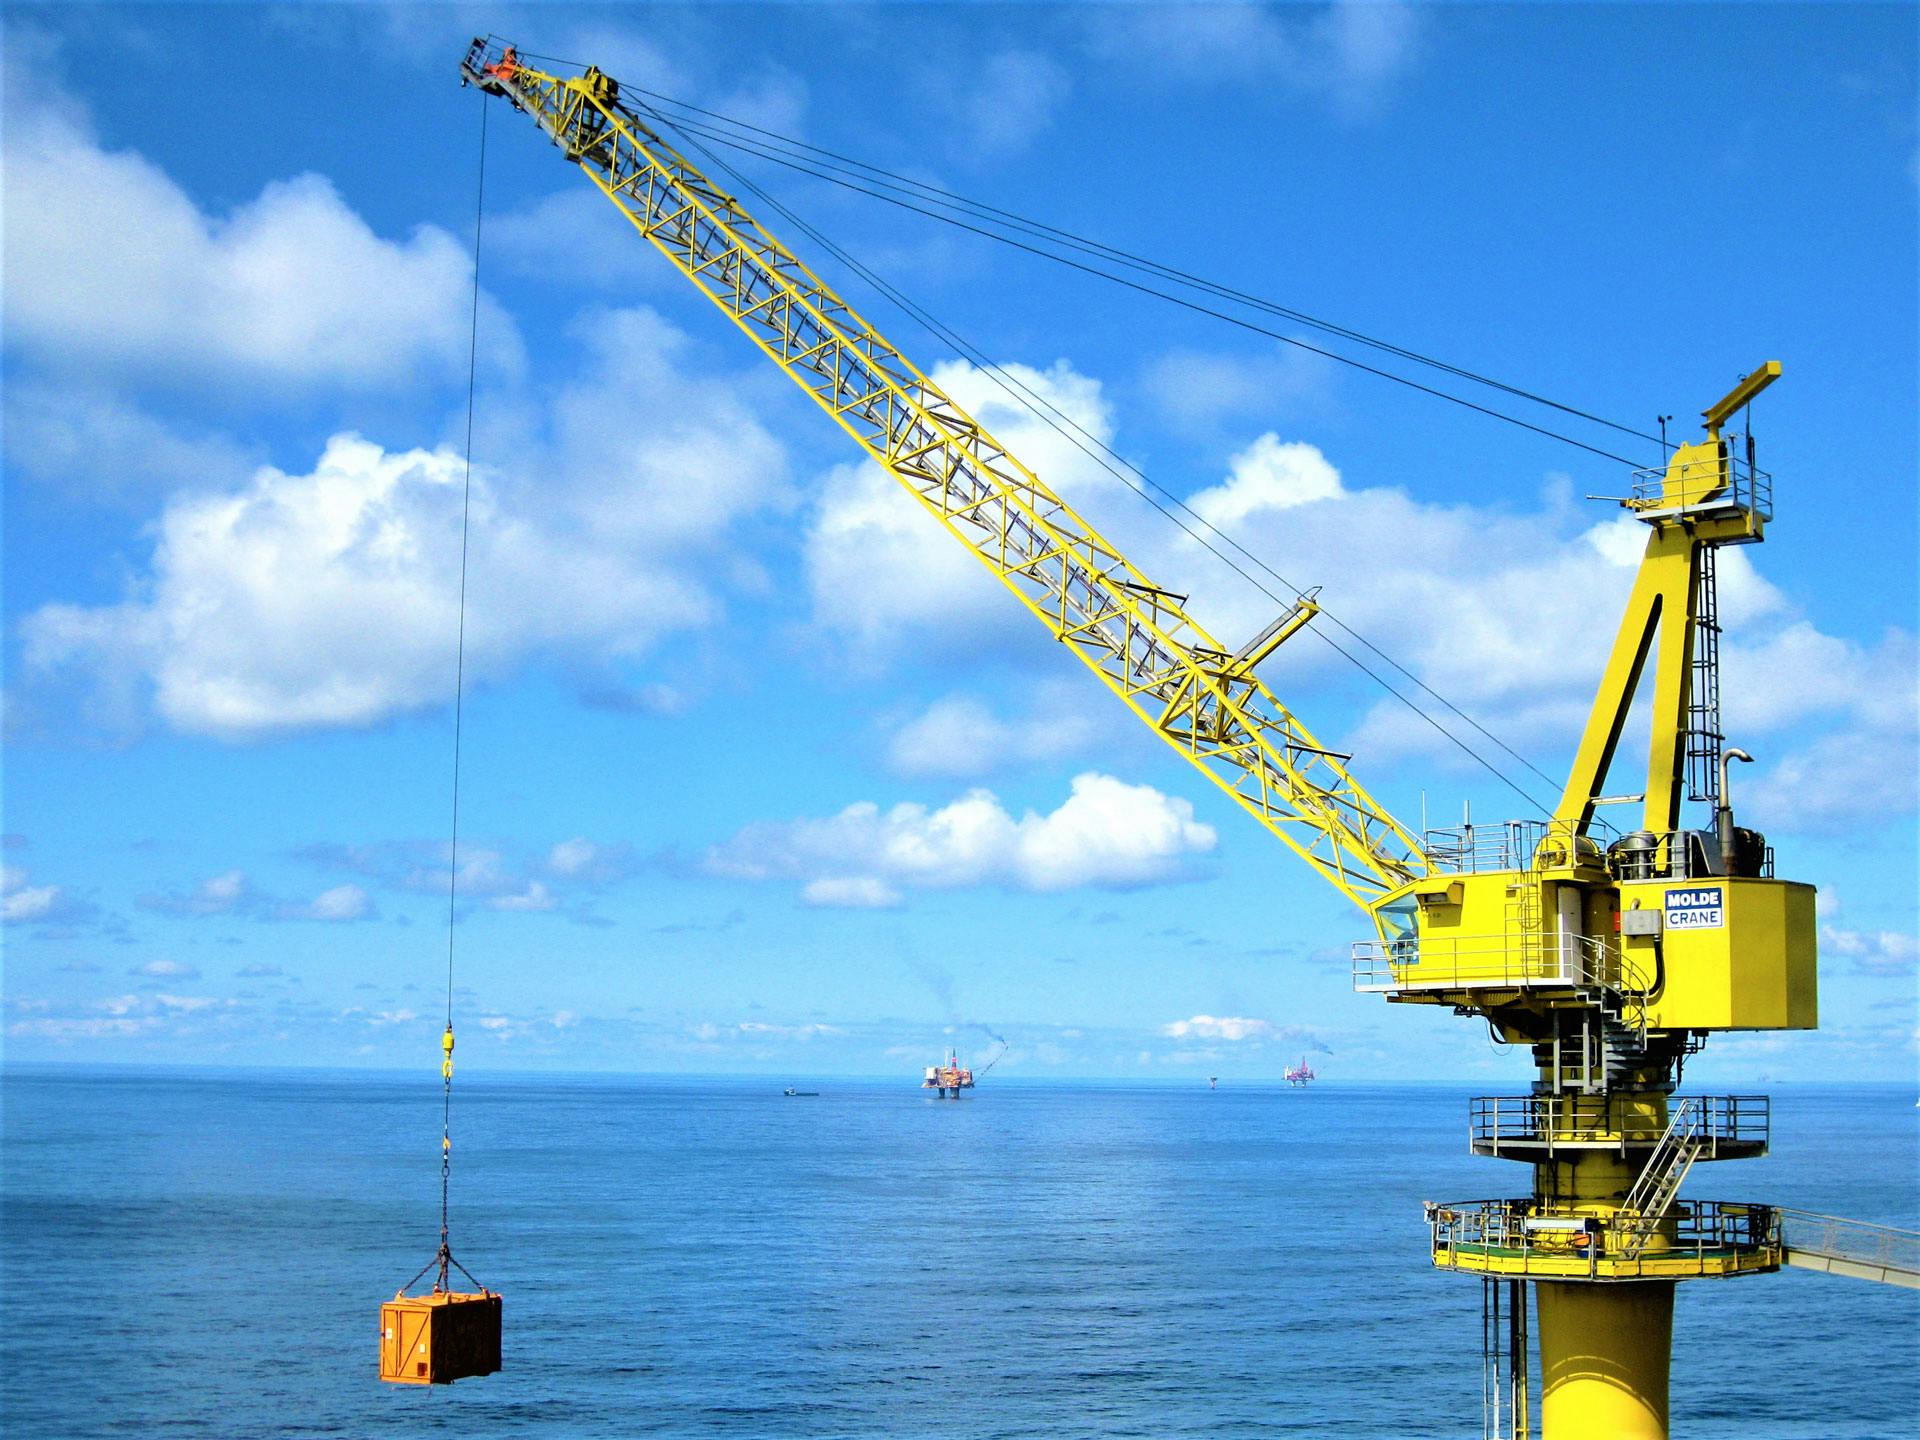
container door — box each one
[380,1305,402,1379]
[389,1305,434,1381]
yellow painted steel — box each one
[466,42,1821,1440]
[1438,1246,1777,1283]
[1628,877,1817,1031]
[1537,1283,1673,1440]
[1554,522,1702,835]
[1701,360,1781,436]
[459,49,1421,917]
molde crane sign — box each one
[1665,886,1726,930]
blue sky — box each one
[3,2,1915,1083]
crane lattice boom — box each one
[463,44,1423,912]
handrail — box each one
[1618,1098,1707,1253]
[1604,827,1774,882]
[1429,1197,1779,1273]
[1423,817,1611,876]
[1777,1208,1920,1287]
[1469,1094,1769,1155]
[1628,448,1772,522]
[1354,931,1624,994]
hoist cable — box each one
[651,112,1557,820]
[435,92,489,1295]
[643,114,1565,801]
[482,62,1617,802]
[656,120,1650,472]
[490,43,1659,458]
[628,87,1662,449]
[663,123,1556,820]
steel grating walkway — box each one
[1778,1208,1920,1289]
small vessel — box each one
[923,1049,974,1098]
[784,1086,819,1097]
[1209,1076,1218,1090]
[1284,1057,1316,1087]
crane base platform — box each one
[1430,1198,1781,1282]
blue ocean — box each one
[3,1069,1915,1438]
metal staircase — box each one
[1618,1097,1708,1256]
[1595,938,1654,1057]
[1541,1010,1601,1095]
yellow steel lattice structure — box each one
[463,46,1423,912]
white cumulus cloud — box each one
[1820,924,1919,976]
[1191,433,1346,524]
[2,71,518,392]
[885,685,1109,779]
[709,771,1216,905]
[1163,1015,1273,1042]
[1,865,62,924]
[288,885,372,922]
[1088,1,1422,110]
[24,307,789,739]
[489,882,558,914]
[132,959,200,980]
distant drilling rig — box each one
[463,40,1917,1437]
[923,1049,974,1099]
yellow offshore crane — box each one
[460,40,1862,1439]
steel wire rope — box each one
[671,112,1568,799]
[667,126,1558,822]
[432,92,489,1296]
[645,119,1652,472]
[489,43,1655,453]
[495,45,1635,802]
[647,110,1559,817]
[484,47,1621,802]
[626,88,1663,449]
[646,109,1558,821]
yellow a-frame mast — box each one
[1557,363,1781,838]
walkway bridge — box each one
[1778,1209,1920,1289]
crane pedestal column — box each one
[1536,1281,1672,1440]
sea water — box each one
[2,1069,1915,1438]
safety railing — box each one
[1628,445,1772,523]
[1428,1198,1780,1278]
[1605,827,1774,882]
[1617,1098,1711,1255]
[1777,1209,1920,1288]
[1469,1094,1769,1158]
[1353,931,1616,994]
[1423,818,1612,877]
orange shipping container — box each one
[379,1290,502,1385]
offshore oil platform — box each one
[458,39,1918,1434]
[923,1049,975,1099]
[1283,1058,1316,1088]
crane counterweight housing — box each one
[463,39,1822,1439]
